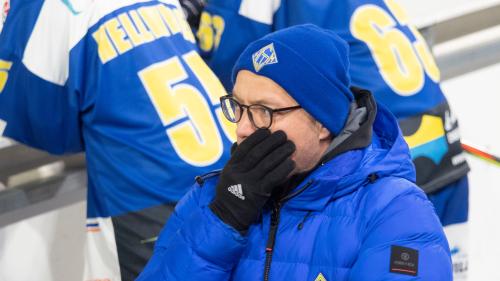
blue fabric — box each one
[199,0,469,202]
[427,176,469,226]
[0,1,232,217]
[138,102,452,280]
[201,0,445,119]
[231,24,353,136]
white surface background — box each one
[441,62,500,281]
[400,0,500,27]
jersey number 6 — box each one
[350,0,440,96]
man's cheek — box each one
[289,151,300,171]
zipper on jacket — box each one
[263,202,281,281]
[262,180,313,281]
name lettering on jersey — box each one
[92,4,195,64]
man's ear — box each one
[317,122,332,141]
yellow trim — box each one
[314,273,327,281]
[404,115,445,148]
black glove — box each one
[179,0,205,30]
[210,129,296,233]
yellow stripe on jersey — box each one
[0,60,13,93]
[404,115,445,149]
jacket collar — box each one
[280,89,415,212]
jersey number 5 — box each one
[138,51,235,166]
[350,0,440,96]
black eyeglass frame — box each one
[220,95,302,129]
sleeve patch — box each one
[390,245,419,276]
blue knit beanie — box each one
[231,24,354,136]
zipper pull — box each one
[194,175,204,185]
[297,211,312,230]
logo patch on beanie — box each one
[252,43,278,72]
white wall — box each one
[0,202,86,281]
[441,62,500,280]
[400,0,500,27]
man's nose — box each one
[236,110,257,143]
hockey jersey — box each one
[0,0,235,218]
[198,0,469,192]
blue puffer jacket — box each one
[138,97,452,280]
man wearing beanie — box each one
[138,25,452,280]
[199,2,470,279]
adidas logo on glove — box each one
[228,184,245,200]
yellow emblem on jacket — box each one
[314,272,327,281]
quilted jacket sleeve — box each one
[348,178,453,280]
[137,180,247,281]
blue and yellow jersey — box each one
[0,0,234,217]
[198,0,468,192]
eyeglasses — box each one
[220,95,302,129]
